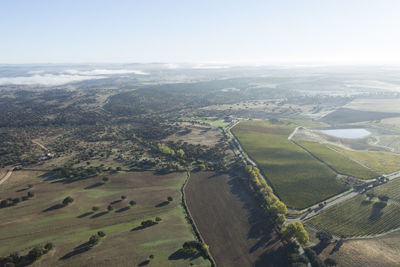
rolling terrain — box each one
[0,170,210,267]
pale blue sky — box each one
[1,0,400,64]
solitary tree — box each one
[62,196,74,206]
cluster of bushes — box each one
[281,222,309,246]
[304,247,325,267]
[157,143,176,157]
[156,140,228,172]
[82,232,106,251]
[0,243,53,267]
[52,166,104,180]
[156,143,186,160]
[287,241,308,267]
[245,165,287,225]
[0,192,34,209]
[181,241,208,257]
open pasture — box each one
[332,145,400,174]
[0,170,209,267]
[232,120,348,209]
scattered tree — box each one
[62,196,74,206]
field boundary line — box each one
[325,145,381,176]
[290,140,340,175]
[181,171,217,267]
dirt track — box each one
[185,172,287,267]
[0,168,14,185]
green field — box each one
[371,177,400,201]
[307,193,400,237]
[0,171,210,266]
[332,145,400,174]
[296,141,378,179]
[182,116,230,128]
[232,120,348,209]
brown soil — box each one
[318,231,400,267]
[185,171,287,267]
[164,124,223,146]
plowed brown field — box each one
[185,171,287,267]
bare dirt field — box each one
[165,124,223,146]
[317,231,400,267]
[185,171,287,267]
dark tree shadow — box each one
[207,173,220,179]
[16,188,28,192]
[43,203,65,212]
[131,225,145,231]
[77,211,94,218]
[138,260,150,266]
[90,211,108,219]
[59,242,91,260]
[84,182,104,190]
[111,199,122,205]
[168,249,200,261]
[155,201,170,208]
[115,206,130,213]
[228,174,286,266]
[369,201,387,220]
[312,241,330,255]
[330,240,343,255]
[254,246,289,267]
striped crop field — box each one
[296,140,378,179]
[232,120,348,209]
[307,178,400,237]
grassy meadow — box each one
[332,145,400,174]
[296,140,378,179]
[0,170,210,267]
[232,120,348,209]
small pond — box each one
[321,128,371,139]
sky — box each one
[1,0,400,65]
